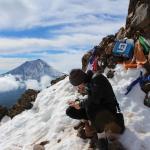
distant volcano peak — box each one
[3,59,64,81]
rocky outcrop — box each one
[0,106,8,121]
[82,35,118,72]
[82,51,93,72]
[81,0,150,72]
[0,89,39,121]
[8,89,39,118]
[51,75,67,85]
[33,141,49,150]
[126,0,150,40]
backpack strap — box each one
[114,97,121,112]
[116,101,121,113]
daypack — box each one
[124,41,147,70]
[113,39,134,59]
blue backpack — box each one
[113,40,134,59]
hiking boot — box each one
[74,121,85,130]
[77,127,95,140]
[108,140,126,150]
[77,121,96,139]
[84,121,96,138]
[88,134,98,150]
[97,138,108,150]
[144,97,150,107]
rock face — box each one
[8,89,39,118]
[33,141,49,150]
[0,89,39,120]
[0,106,8,121]
[126,0,150,40]
[51,75,67,85]
[82,35,117,72]
[120,0,150,40]
[82,51,93,72]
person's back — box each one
[85,72,118,120]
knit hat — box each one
[69,69,87,86]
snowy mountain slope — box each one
[3,59,64,81]
[108,66,150,150]
[0,65,150,150]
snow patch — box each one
[0,65,150,150]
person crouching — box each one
[66,69,125,149]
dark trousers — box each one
[66,106,88,120]
[66,106,124,134]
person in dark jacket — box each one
[66,69,125,149]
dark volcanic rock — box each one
[81,35,116,72]
[8,89,39,118]
[115,27,126,40]
[0,106,8,121]
[0,89,39,120]
[82,51,93,72]
[51,75,68,85]
[126,0,150,40]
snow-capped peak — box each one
[3,59,64,81]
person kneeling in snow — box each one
[66,69,125,149]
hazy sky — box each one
[0,0,129,73]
